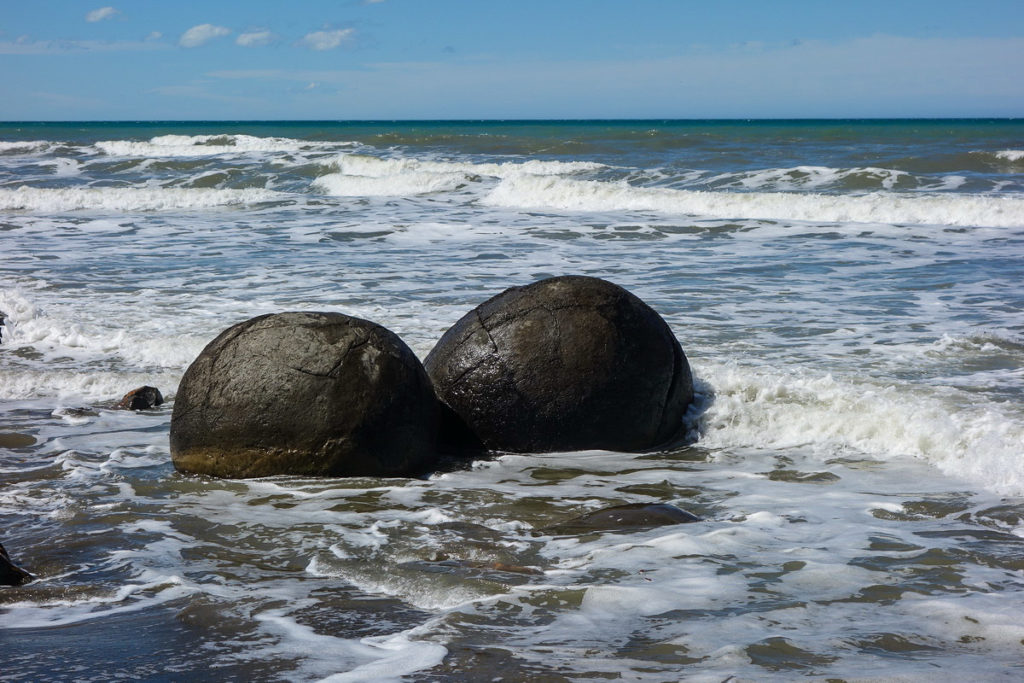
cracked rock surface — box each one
[424,276,694,453]
[170,312,439,478]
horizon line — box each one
[2,117,1022,125]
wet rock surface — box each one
[425,276,694,453]
[170,312,440,478]
[117,386,164,411]
[0,542,33,586]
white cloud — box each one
[86,7,118,22]
[299,28,354,51]
[179,24,231,48]
[146,31,163,42]
[236,30,275,47]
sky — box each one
[2,0,1023,120]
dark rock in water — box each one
[170,311,439,478]
[54,407,100,419]
[117,386,164,411]
[543,503,702,534]
[0,310,6,343]
[0,432,36,448]
[424,275,694,453]
[0,542,33,586]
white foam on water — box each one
[249,608,447,683]
[0,576,196,628]
[312,170,467,197]
[383,221,499,245]
[312,154,605,198]
[906,595,1024,648]
[315,630,448,683]
[482,175,1024,227]
[94,134,350,158]
[694,360,1024,497]
[0,186,290,212]
[0,287,198,400]
[707,165,914,191]
[0,140,52,155]
[994,149,1024,162]
[0,369,182,402]
[0,288,203,361]
[327,154,605,179]
[47,157,81,176]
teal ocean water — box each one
[1,120,1023,681]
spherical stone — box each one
[424,276,694,453]
[117,385,163,410]
[170,312,439,478]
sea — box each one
[1,119,1023,681]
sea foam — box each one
[313,170,467,197]
[312,154,605,197]
[327,154,605,179]
[695,361,1024,497]
[482,175,1024,227]
[0,186,288,212]
[94,134,349,158]
[0,140,53,155]
[995,150,1024,162]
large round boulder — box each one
[170,312,439,478]
[424,276,693,452]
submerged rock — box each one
[0,542,33,586]
[424,275,694,452]
[0,432,36,449]
[170,312,439,478]
[117,386,164,411]
[543,503,702,535]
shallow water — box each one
[2,120,1023,681]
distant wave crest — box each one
[481,175,1024,227]
[94,134,353,158]
[312,153,605,197]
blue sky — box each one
[2,0,1023,120]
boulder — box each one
[117,386,164,410]
[0,542,33,586]
[424,276,693,452]
[170,312,439,478]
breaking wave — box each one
[482,175,1024,227]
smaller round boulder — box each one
[118,386,163,411]
[424,276,693,453]
[170,312,439,478]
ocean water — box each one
[1,119,1023,681]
